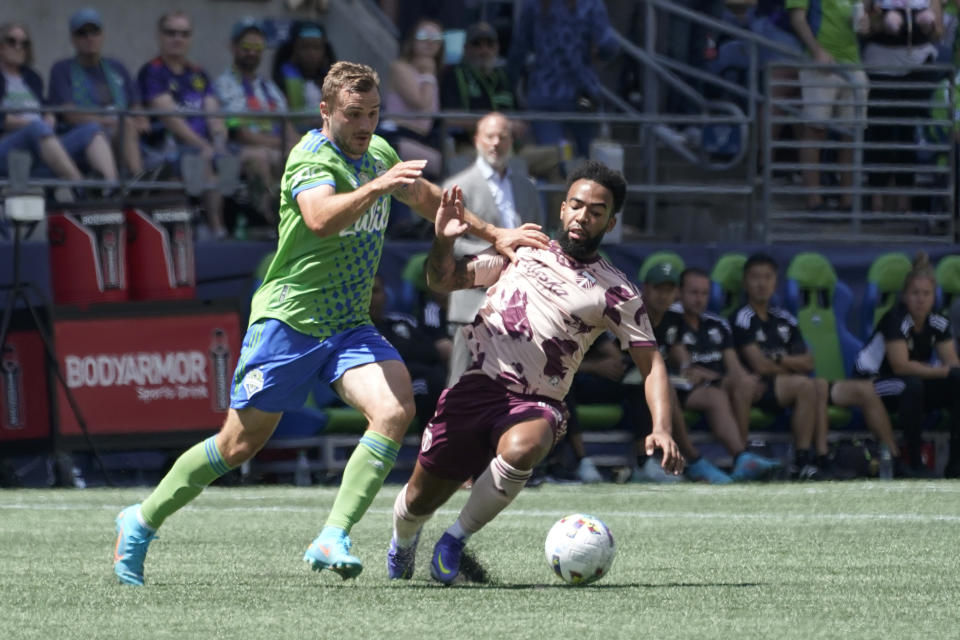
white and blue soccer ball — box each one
[544,513,616,585]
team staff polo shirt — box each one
[731,304,809,371]
[785,0,860,63]
[249,131,401,339]
[855,303,953,378]
[661,311,733,375]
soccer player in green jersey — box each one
[112,61,548,586]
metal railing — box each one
[761,61,955,243]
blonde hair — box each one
[904,251,937,291]
[321,61,380,107]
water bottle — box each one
[878,445,893,480]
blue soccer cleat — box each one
[730,451,782,481]
[386,531,420,580]
[304,527,363,579]
[685,457,733,484]
[113,504,156,587]
[430,532,465,585]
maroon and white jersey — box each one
[461,241,656,401]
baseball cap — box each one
[465,21,497,44]
[296,22,325,40]
[231,17,264,42]
[644,262,680,285]
[69,8,103,33]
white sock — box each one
[392,484,432,548]
[448,455,531,539]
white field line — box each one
[0,502,958,523]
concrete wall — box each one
[4,0,396,95]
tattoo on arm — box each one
[426,240,475,292]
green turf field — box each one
[1,481,958,640]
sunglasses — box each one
[238,41,265,53]
[415,29,443,42]
[3,36,29,49]
[74,25,102,38]
[162,28,191,38]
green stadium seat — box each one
[861,252,911,340]
[638,251,685,283]
[709,252,747,318]
[935,255,960,313]
[785,252,864,428]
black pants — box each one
[876,368,960,466]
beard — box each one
[557,227,604,261]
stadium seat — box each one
[935,255,960,313]
[638,251,685,283]
[709,252,747,317]
[785,253,864,429]
[861,252,911,340]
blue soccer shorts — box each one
[229,319,402,412]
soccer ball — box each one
[544,513,616,585]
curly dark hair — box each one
[565,160,627,214]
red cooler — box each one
[48,210,128,305]
[0,330,52,442]
[125,207,196,300]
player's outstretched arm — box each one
[628,346,684,475]
[298,159,427,236]
[425,186,476,293]
[398,176,549,262]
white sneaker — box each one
[631,456,684,483]
[577,458,602,484]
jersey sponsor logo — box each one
[777,324,791,344]
[691,351,722,364]
[340,198,389,236]
[682,332,697,346]
[755,328,766,343]
[242,368,264,398]
[708,327,723,344]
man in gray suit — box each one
[443,111,545,384]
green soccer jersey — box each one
[248,130,401,339]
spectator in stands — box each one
[215,18,299,230]
[370,275,448,428]
[440,21,564,183]
[788,0,870,210]
[440,21,517,147]
[731,253,826,478]
[638,262,731,483]
[664,0,726,114]
[381,18,445,180]
[854,251,960,478]
[872,0,938,36]
[507,0,619,159]
[442,112,544,384]
[0,21,119,188]
[271,20,334,133]
[48,8,146,178]
[661,267,783,480]
[138,10,230,239]
[861,0,943,213]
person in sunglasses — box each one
[137,10,230,239]
[215,17,299,233]
[48,8,146,178]
[381,19,445,181]
[0,21,119,190]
